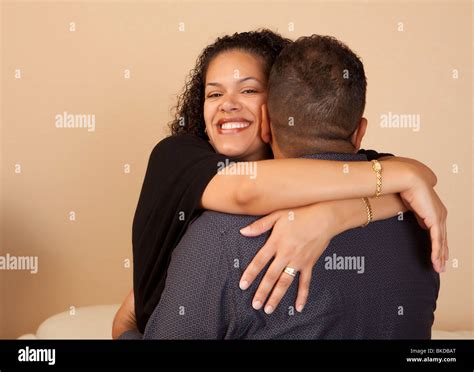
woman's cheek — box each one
[203,105,214,135]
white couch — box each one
[17,305,473,340]
[17,304,121,339]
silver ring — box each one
[283,266,297,277]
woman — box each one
[112,29,447,338]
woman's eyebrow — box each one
[206,77,263,87]
[237,77,263,84]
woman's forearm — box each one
[202,158,419,215]
[379,155,437,186]
[112,289,137,339]
[328,194,408,236]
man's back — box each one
[143,202,439,339]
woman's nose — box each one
[220,95,242,112]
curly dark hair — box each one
[168,29,292,139]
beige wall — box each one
[1,0,472,338]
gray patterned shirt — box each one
[122,153,439,340]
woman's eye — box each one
[207,92,222,98]
[242,89,257,94]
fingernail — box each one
[252,300,262,310]
[239,280,249,290]
[441,264,446,272]
[296,304,304,312]
[264,305,274,314]
[240,226,251,235]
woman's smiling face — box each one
[204,50,270,161]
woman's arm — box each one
[332,194,408,235]
[378,155,437,186]
[201,158,428,215]
[204,157,447,277]
[112,289,137,339]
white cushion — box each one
[17,333,38,339]
[32,304,120,339]
[432,329,474,339]
[17,305,473,340]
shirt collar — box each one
[301,152,368,162]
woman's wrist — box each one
[316,200,363,237]
[379,160,420,196]
[381,156,437,187]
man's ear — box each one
[260,103,272,144]
[351,117,368,152]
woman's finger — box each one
[439,219,444,268]
[441,221,448,271]
[443,206,449,261]
[295,268,312,312]
[445,232,449,261]
[263,269,296,314]
[239,240,276,290]
[429,223,443,273]
[414,213,428,230]
[240,212,280,237]
[251,255,289,310]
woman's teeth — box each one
[220,122,250,129]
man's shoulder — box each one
[173,211,260,258]
[176,211,265,265]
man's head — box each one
[262,35,368,158]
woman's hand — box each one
[112,289,138,339]
[380,157,448,273]
[239,203,337,314]
[400,180,449,273]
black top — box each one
[132,133,392,332]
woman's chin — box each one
[215,142,249,158]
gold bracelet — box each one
[371,159,382,197]
[360,197,373,227]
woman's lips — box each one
[217,121,252,135]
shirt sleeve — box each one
[132,134,230,333]
[357,149,394,160]
[118,330,143,340]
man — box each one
[119,35,440,339]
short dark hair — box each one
[267,35,367,156]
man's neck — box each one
[272,148,366,161]
[271,139,358,159]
